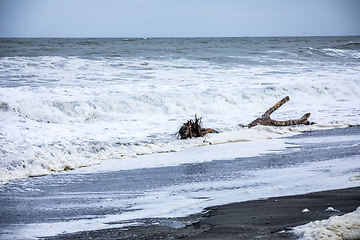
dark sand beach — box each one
[45,187,360,240]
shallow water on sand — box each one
[0,127,359,239]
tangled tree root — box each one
[178,115,218,139]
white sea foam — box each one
[1,37,360,184]
[1,55,359,183]
[294,207,360,240]
[0,124,303,183]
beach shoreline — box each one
[1,126,358,240]
[1,36,360,240]
[45,186,360,240]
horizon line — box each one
[1,34,360,39]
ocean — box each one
[0,37,360,239]
[1,36,359,183]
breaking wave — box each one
[306,46,360,59]
[336,42,360,50]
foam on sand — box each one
[294,207,360,240]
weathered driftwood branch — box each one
[178,96,313,138]
[248,96,314,128]
[178,115,218,139]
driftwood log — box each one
[178,96,313,139]
[178,115,218,139]
[248,96,314,128]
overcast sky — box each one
[1,0,359,38]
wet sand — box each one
[1,126,357,239]
[45,187,360,240]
